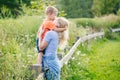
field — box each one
[0,15,120,80]
[61,39,120,80]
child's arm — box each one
[38,25,44,48]
[53,27,67,32]
[37,25,44,65]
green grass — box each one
[69,14,120,30]
[61,39,120,80]
[88,40,120,80]
[0,15,120,79]
[0,16,42,80]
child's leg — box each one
[36,38,43,64]
[38,52,43,65]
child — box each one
[37,6,66,65]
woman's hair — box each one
[45,6,58,15]
[55,17,69,50]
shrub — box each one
[0,16,40,79]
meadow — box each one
[0,15,120,80]
[61,39,120,80]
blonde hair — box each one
[45,6,58,15]
[55,17,69,50]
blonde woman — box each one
[39,17,69,80]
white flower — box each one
[82,43,84,46]
[80,54,86,56]
[20,43,23,46]
[72,57,75,60]
[78,62,81,65]
[65,61,68,65]
[27,54,32,58]
[2,42,5,46]
[77,51,81,55]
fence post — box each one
[57,53,63,60]
[100,28,104,38]
[76,36,80,40]
[109,28,112,33]
[30,64,42,79]
[86,33,90,50]
[64,46,70,54]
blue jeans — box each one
[45,69,60,80]
[36,38,40,53]
[42,56,60,80]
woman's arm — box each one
[40,40,48,51]
[40,31,52,50]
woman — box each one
[39,17,69,80]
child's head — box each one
[45,6,58,20]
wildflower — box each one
[2,42,5,46]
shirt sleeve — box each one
[43,31,52,43]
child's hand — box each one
[64,26,67,30]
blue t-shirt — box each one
[43,31,59,56]
[42,31,60,77]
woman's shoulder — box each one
[45,31,57,37]
[47,30,57,34]
[44,31,58,40]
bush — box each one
[117,9,120,16]
[74,14,120,30]
[105,29,120,40]
[0,16,41,79]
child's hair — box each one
[55,17,69,50]
[45,6,58,15]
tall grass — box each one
[0,14,120,79]
[0,16,42,79]
[70,14,120,30]
[61,39,120,80]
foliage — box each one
[29,0,67,17]
[71,14,120,29]
[29,0,55,16]
[117,9,120,16]
[0,16,41,79]
[57,0,120,18]
[105,29,120,40]
[0,0,31,18]
[57,0,93,18]
[92,0,120,16]
[61,39,120,80]
[0,0,57,18]
[0,13,120,79]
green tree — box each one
[57,0,93,18]
[29,0,55,16]
[92,0,120,16]
[0,0,31,18]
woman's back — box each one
[43,31,59,56]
